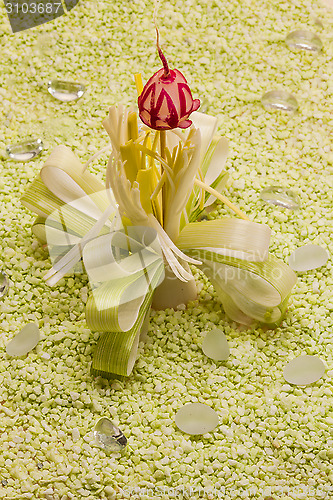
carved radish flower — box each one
[138,35,200,130]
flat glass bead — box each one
[288,244,329,272]
[47,80,85,102]
[285,30,323,52]
[260,186,300,210]
[6,139,43,162]
[175,403,219,435]
[261,90,298,112]
[6,324,40,357]
[283,355,325,385]
[202,328,230,361]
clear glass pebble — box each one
[260,186,300,210]
[175,403,219,435]
[37,462,43,469]
[288,244,329,272]
[202,328,230,361]
[261,90,298,112]
[6,323,40,357]
[0,271,9,298]
[285,30,323,52]
[47,80,85,102]
[283,355,325,386]
[1,479,8,487]
[94,418,127,452]
[6,139,43,162]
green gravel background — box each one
[1,0,333,499]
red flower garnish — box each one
[138,32,200,130]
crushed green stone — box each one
[1,0,333,498]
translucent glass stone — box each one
[6,323,40,357]
[6,139,43,162]
[47,80,85,102]
[0,271,9,298]
[261,90,298,112]
[285,30,323,52]
[175,403,219,435]
[202,328,230,361]
[260,186,300,210]
[283,355,325,386]
[288,244,329,272]
[94,418,127,453]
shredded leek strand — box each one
[194,178,249,221]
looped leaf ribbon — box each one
[21,136,297,378]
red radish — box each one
[138,28,200,130]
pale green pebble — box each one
[1,0,333,498]
[66,278,75,288]
[3,248,16,258]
